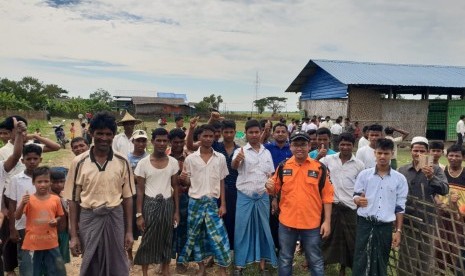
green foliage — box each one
[89,88,113,104]
[253,98,268,114]
[195,94,223,112]
[254,96,287,115]
[0,92,32,110]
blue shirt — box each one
[213,142,240,190]
[353,167,408,223]
[264,142,292,169]
[309,149,337,159]
[128,152,149,171]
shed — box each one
[286,59,465,139]
[131,96,193,116]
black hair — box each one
[193,126,203,142]
[3,116,28,131]
[199,124,216,134]
[259,119,272,129]
[50,169,66,181]
[175,116,183,122]
[461,115,465,120]
[368,124,383,132]
[0,121,8,130]
[335,118,342,124]
[316,127,331,137]
[430,141,444,150]
[89,111,117,134]
[23,143,43,157]
[273,122,287,132]
[375,138,394,151]
[71,137,89,147]
[307,129,317,136]
[310,119,316,123]
[339,132,355,145]
[32,166,50,182]
[221,120,236,130]
[447,144,465,156]
[362,125,369,133]
[211,121,222,131]
[245,119,261,131]
[168,128,186,140]
[151,128,169,140]
[81,123,86,128]
[384,127,394,135]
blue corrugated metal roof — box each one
[286,59,465,92]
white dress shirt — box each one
[8,171,36,230]
[355,145,377,169]
[112,133,133,157]
[357,137,369,149]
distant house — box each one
[286,59,465,139]
[113,93,195,117]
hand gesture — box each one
[210,111,224,122]
[69,236,82,257]
[264,120,271,130]
[317,144,328,158]
[265,177,275,191]
[355,192,368,207]
[235,147,245,163]
[13,117,27,136]
[49,218,57,227]
[21,191,30,205]
[137,216,146,232]
[189,116,200,129]
[421,165,434,180]
[218,204,226,218]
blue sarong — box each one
[234,191,278,267]
[178,196,231,267]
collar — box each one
[192,147,221,157]
[244,143,264,152]
[374,166,392,176]
[89,146,114,163]
[336,152,356,162]
[271,141,289,148]
[18,171,32,179]
[286,155,312,165]
[405,162,416,171]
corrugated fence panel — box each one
[300,67,348,100]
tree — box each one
[201,94,223,110]
[194,101,210,113]
[90,88,113,104]
[265,96,287,116]
[43,84,69,99]
[253,98,267,114]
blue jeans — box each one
[18,229,33,276]
[32,247,66,276]
[278,223,324,276]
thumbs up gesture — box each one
[12,117,27,136]
[355,192,368,207]
[22,191,30,205]
[235,147,245,163]
[189,116,200,129]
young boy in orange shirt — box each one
[15,166,66,276]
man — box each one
[319,116,333,129]
[398,136,449,275]
[456,115,465,146]
[384,126,409,169]
[321,133,365,276]
[356,124,384,169]
[357,125,370,149]
[307,119,318,131]
[263,122,293,252]
[343,118,355,135]
[232,120,277,274]
[70,137,89,156]
[265,131,333,276]
[301,118,310,132]
[330,118,343,152]
[306,129,319,152]
[178,124,230,276]
[64,111,135,276]
[174,116,184,129]
[309,127,337,160]
[112,111,142,157]
[287,119,296,134]
[352,139,408,275]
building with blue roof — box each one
[286,59,465,140]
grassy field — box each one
[26,117,447,276]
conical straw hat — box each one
[117,112,142,126]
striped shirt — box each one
[233,143,275,197]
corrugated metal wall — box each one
[300,67,348,100]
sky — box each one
[1,0,465,112]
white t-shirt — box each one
[8,171,36,230]
[0,162,7,207]
[357,137,370,149]
[134,155,179,199]
[355,145,377,169]
[112,133,133,157]
[330,124,343,135]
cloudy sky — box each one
[1,0,465,111]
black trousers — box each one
[458,133,463,146]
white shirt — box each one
[287,123,294,133]
[355,145,377,169]
[320,153,365,209]
[233,143,275,197]
[134,155,179,198]
[112,133,133,157]
[184,149,229,199]
[385,135,403,159]
[320,120,333,129]
[306,123,318,131]
[0,162,7,207]
[8,171,36,230]
[330,123,343,135]
[457,120,465,135]
[301,122,309,131]
[357,137,369,149]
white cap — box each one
[131,130,148,141]
[411,136,429,146]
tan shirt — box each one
[64,147,135,208]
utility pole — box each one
[251,71,260,116]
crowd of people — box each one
[0,111,464,276]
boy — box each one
[356,124,384,169]
[7,144,44,276]
[50,169,70,264]
[15,166,66,276]
[179,124,230,276]
[70,137,89,156]
[430,141,445,171]
[70,122,75,139]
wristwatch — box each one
[136,212,142,218]
[395,228,402,233]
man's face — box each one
[176,119,184,128]
[429,149,443,162]
[170,137,185,154]
[246,126,261,145]
[22,152,42,171]
[132,138,147,153]
[317,134,330,148]
[291,140,310,160]
[375,148,393,167]
[221,128,236,143]
[309,134,318,150]
[411,144,428,163]
[0,128,11,143]
[152,135,169,154]
[273,126,288,143]
[200,130,214,148]
[368,131,383,147]
[71,140,89,156]
[51,178,65,194]
[214,128,222,141]
[447,151,463,168]
[91,128,115,152]
[123,122,135,134]
[339,140,354,156]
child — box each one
[70,122,76,140]
[50,169,70,264]
[15,166,66,276]
[430,141,445,171]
